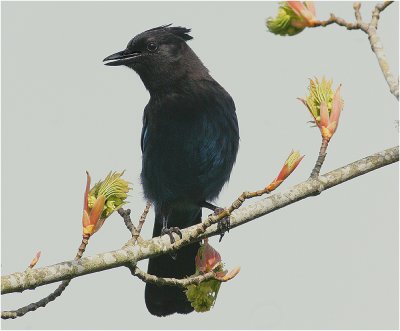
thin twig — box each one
[122,202,151,279]
[133,201,151,242]
[118,208,136,237]
[165,180,277,251]
[1,203,151,319]
[1,280,72,320]
[1,146,398,297]
[310,138,329,178]
[353,2,363,24]
[129,190,253,286]
[1,234,91,319]
[364,1,398,98]
[313,13,366,31]
[118,202,151,243]
[311,1,398,100]
[130,264,217,288]
[371,1,393,28]
[366,25,399,99]
[131,255,240,287]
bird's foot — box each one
[161,226,183,244]
[201,202,231,242]
[161,227,182,260]
[213,208,230,242]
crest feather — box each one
[146,24,193,41]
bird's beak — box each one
[103,49,141,66]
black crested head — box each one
[103,24,209,92]
[145,24,193,41]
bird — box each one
[103,25,239,317]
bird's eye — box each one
[147,42,158,52]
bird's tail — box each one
[145,208,201,317]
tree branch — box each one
[135,202,151,241]
[371,1,394,28]
[118,208,136,237]
[2,234,91,319]
[366,25,399,99]
[310,138,329,178]
[353,2,363,24]
[3,202,151,319]
[312,1,399,100]
[313,13,367,31]
[2,145,398,296]
[130,264,218,288]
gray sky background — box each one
[1,1,399,329]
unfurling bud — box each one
[214,267,241,282]
[298,77,344,140]
[185,239,240,312]
[28,251,41,269]
[195,239,222,273]
[267,1,317,36]
[185,279,222,313]
[267,150,304,191]
[82,171,131,236]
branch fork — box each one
[312,1,398,100]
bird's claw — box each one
[161,226,183,244]
[214,208,230,242]
[217,217,230,242]
[161,227,182,260]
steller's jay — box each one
[104,25,239,316]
